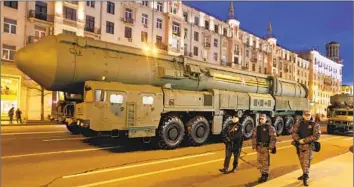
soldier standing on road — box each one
[219,116,244,174]
[291,110,321,186]
[8,107,14,124]
[16,108,23,124]
[252,114,277,183]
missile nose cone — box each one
[15,36,57,90]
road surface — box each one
[1,124,352,187]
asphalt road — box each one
[1,124,352,187]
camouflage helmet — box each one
[259,114,267,119]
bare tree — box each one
[22,79,51,121]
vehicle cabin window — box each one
[142,96,154,105]
[95,90,105,102]
[335,111,347,116]
[110,94,124,104]
[348,111,353,116]
[85,90,94,102]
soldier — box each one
[219,116,244,174]
[252,114,277,183]
[292,110,321,186]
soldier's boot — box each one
[219,166,228,174]
[263,173,269,182]
[303,174,309,186]
[258,173,266,183]
[230,165,237,173]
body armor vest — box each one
[298,121,314,139]
[256,124,270,145]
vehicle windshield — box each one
[349,111,353,116]
[335,110,352,116]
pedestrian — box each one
[219,116,244,174]
[291,110,321,186]
[252,114,277,183]
[16,108,23,124]
[8,107,14,124]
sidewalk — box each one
[1,120,62,126]
[255,151,353,187]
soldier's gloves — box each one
[271,147,276,154]
[298,139,305,144]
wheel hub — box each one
[196,125,205,138]
[245,122,253,133]
[168,127,179,141]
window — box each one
[125,8,132,19]
[110,94,123,104]
[183,12,188,22]
[205,20,209,30]
[2,44,16,61]
[35,1,48,21]
[3,18,17,34]
[86,1,95,8]
[156,18,162,29]
[280,72,283,78]
[125,27,132,39]
[172,22,180,35]
[264,68,267,74]
[157,2,163,12]
[223,28,227,36]
[142,96,154,105]
[171,3,177,14]
[142,1,148,6]
[213,53,218,61]
[106,21,114,34]
[259,66,262,73]
[214,24,219,33]
[194,16,199,25]
[184,28,187,39]
[214,39,218,47]
[233,57,239,64]
[172,39,179,49]
[107,1,115,14]
[252,64,256,71]
[246,50,249,57]
[95,90,105,102]
[34,26,46,39]
[156,36,162,44]
[193,46,198,56]
[142,14,148,25]
[63,6,76,21]
[141,31,148,43]
[85,16,95,32]
[273,58,276,67]
[4,1,18,9]
[194,31,199,42]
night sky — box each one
[183,1,353,85]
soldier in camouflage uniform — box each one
[291,110,321,186]
[219,116,244,174]
[252,114,277,183]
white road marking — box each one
[43,137,87,142]
[1,131,68,136]
[63,152,216,179]
[1,146,122,159]
[75,137,342,187]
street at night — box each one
[1,124,352,187]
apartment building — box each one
[0,1,343,120]
[341,85,353,95]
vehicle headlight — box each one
[329,120,333,124]
[349,122,353,126]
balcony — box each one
[121,17,134,24]
[84,27,101,34]
[172,30,181,37]
[241,66,249,70]
[63,19,77,27]
[27,36,39,44]
[155,43,167,51]
[250,57,257,63]
[28,10,54,23]
[204,42,211,48]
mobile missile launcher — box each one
[15,34,309,149]
[327,94,353,134]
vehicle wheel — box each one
[66,122,81,135]
[273,116,284,136]
[327,125,335,134]
[157,116,185,149]
[186,116,210,146]
[283,116,295,135]
[241,116,254,139]
[81,128,98,137]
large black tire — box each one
[66,122,81,135]
[273,116,284,136]
[327,125,335,134]
[283,116,295,135]
[157,116,185,149]
[186,116,210,146]
[241,116,254,139]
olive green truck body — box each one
[16,34,309,149]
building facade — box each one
[1,1,342,121]
[342,85,353,95]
